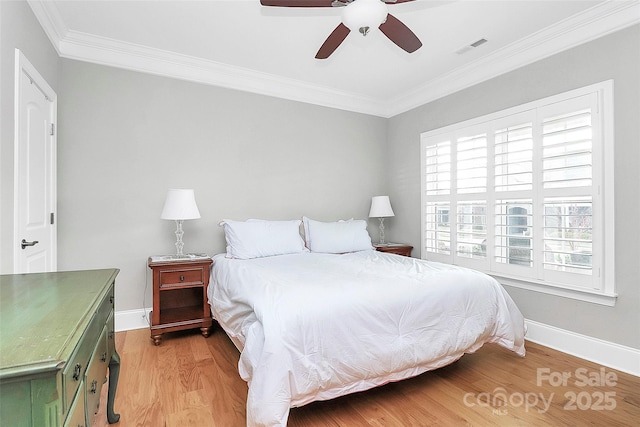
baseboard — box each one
[525,319,640,377]
[115,308,151,332]
[114,310,638,377]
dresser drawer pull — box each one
[109,330,115,340]
[72,363,82,381]
[101,352,108,362]
[90,379,98,394]
[110,295,114,304]
[180,275,185,281]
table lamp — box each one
[160,189,201,257]
[369,195,395,244]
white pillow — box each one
[220,219,308,259]
[302,217,373,254]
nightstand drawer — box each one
[159,267,204,289]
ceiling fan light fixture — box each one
[342,0,388,37]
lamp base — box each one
[378,217,386,245]
[174,219,185,256]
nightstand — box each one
[374,243,413,257]
[148,256,213,345]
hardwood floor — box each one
[94,327,640,426]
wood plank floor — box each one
[94,327,640,426]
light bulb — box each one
[342,0,388,37]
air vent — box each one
[455,38,488,55]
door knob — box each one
[21,239,39,249]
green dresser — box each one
[0,269,121,426]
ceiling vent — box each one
[455,38,488,55]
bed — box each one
[208,218,526,426]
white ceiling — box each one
[28,0,640,117]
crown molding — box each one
[28,1,640,118]
[27,0,67,56]
[386,1,640,117]
[57,29,388,116]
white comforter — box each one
[208,250,526,427]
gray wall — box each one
[2,1,637,350]
[387,24,640,349]
[57,60,387,311]
[0,0,60,272]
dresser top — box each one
[0,269,119,379]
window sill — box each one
[492,274,617,306]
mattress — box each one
[208,250,526,426]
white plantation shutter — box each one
[542,109,593,189]
[495,123,533,192]
[421,82,614,303]
[539,95,598,288]
[456,133,487,194]
[424,202,451,255]
[423,139,453,259]
[492,115,535,275]
[456,201,486,259]
[425,141,451,196]
[543,198,593,276]
[495,199,533,267]
[454,128,488,266]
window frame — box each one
[420,81,615,306]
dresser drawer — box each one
[62,316,100,413]
[63,379,85,427]
[106,310,115,362]
[95,284,115,330]
[85,325,109,427]
[62,281,114,414]
[159,267,204,288]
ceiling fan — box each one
[260,0,422,59]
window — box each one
[420,81,615,305]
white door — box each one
[14,49,57,273]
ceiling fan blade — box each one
[316,23,351,59]
[379,13,422,53]
[260,0,336,6]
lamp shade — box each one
[342,0,388,35]
[369,195,395,218]
[160,189,201,220]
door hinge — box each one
[50,123,55,136]
[50,212,55,225]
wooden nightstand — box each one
[148,256,213,345]
[374,243,413,257]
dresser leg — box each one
[200,326,210,338]
[107,351,121,424]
